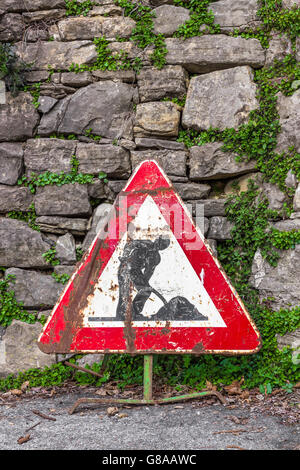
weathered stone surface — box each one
[282,0,298,7]
[131,150,186,177]
[276,90,300,153]
[153,5,190,36]
[0,218,50,268]
[0,185,34,213]
[87,179,106,199]
[0,320,56,377]
[165,35,265,73]
[38,83,76,100]
[137,65,188,102]
[14,40,97,71]
[285,169,298,189]
[24,70,50,83]
[249,246,300,310]
[76,143,131,178]
[188,199,227,217]
[224,173,288,211]
[135,137,185,151]
[61,71,93,87]
[5,268,63,309]
[38,96,58,114]
[54,265,76,277]
[52,16,135,41]
[189,143,257,180]
[102,16,136,39]
[0,92,39,142]
[36,216,88,235]
[24,0,65,10]
[56,233,76,265]
[173,182,211,200]
[22,9,66,23]
[183,67,258,131]
[24,139,76,177]
[88,4,123,16]
[106,180,127,197]
[82,203,112,252]
[91,69,136,83]
[210,0,261,32]
[272,218,300,232]
[265,34,292,66]
[261,181,288,212]
[108,40,150,64]
[276,330,300,364]
[0,13,24,41]
[34,184,91,217]
[25,27,49,42]
[41,82,134,140]
[224,172,259,195]
[134,102,180,138]
[38,96,72,137]
[207,216,233,240]
[293,184,300,211]
[0,142,23,185]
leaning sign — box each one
[38,160,261,355]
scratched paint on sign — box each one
[83,196,226,328]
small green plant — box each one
[162,95,186,107]
[23,82,41,109]
[0,43,31,96]
[76,247,84,261]
[17,155,108,193]
[84,128,102,142]
[42,247,60,267]
[0,275,38,327]
[7,203,40,232]
[173,0,221,38]
[65,0,94,17]
[52,272,71,284]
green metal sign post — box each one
[68,354,226,414]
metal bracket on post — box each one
[68,354,226,415]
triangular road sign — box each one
[38,160,261,355]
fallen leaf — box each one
[21,381,29,392]
[107,406,118,416]
[95,389,107,396]
[118,413,128,419]
[224,381,243,395]
[206,380,217,392]
[241,390,250,399]
[10,389,22,396]
[17,434,31,445]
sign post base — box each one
[68,355,226,415]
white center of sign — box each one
[83,196,226,328]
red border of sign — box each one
[38,160,261,355]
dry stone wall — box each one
[0,0,299,376]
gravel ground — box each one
[0,388,299,450]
